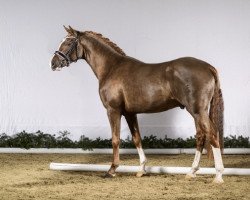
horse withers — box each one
[50,26,224,183]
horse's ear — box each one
[64,25,78,37]
[69,25,79,37]
[69,25,74,31]
[63,25,71,34]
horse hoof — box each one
[103,172,116,178]
[212,178,224,184]
[185,173,196,180]
[136,171,147,177]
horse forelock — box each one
[84,31,126,56]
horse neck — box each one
[80,35,123,82]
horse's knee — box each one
[112,138,120,148]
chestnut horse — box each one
[50,26,224,183]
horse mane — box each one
[85,31,126,56]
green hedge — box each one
[0,130,249,149]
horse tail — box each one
[207,66,224,158]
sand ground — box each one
[0,153,249,200]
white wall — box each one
[0,0,250,140]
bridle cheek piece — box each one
[54,38,78,67]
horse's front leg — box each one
[125,113,147,177]
[105,108,121,178]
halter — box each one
[54,37,78,66]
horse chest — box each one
[99,82,124,109]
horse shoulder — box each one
[99,77,124,110]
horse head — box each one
[50,26,84,71]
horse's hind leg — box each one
[125,113,147,177]
[186,111,224,183]
[197,115,224,183]
[209,121,224,183]
[186,116,206,179]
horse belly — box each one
[123,85,177,113]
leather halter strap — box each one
[54,37,78,66]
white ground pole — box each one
[49,163,250,176]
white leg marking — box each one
[137,147,147,172]
[192,150,201,170]
[212,146,224,183]
[186,150,201,178]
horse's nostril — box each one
[51,63,56,71]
